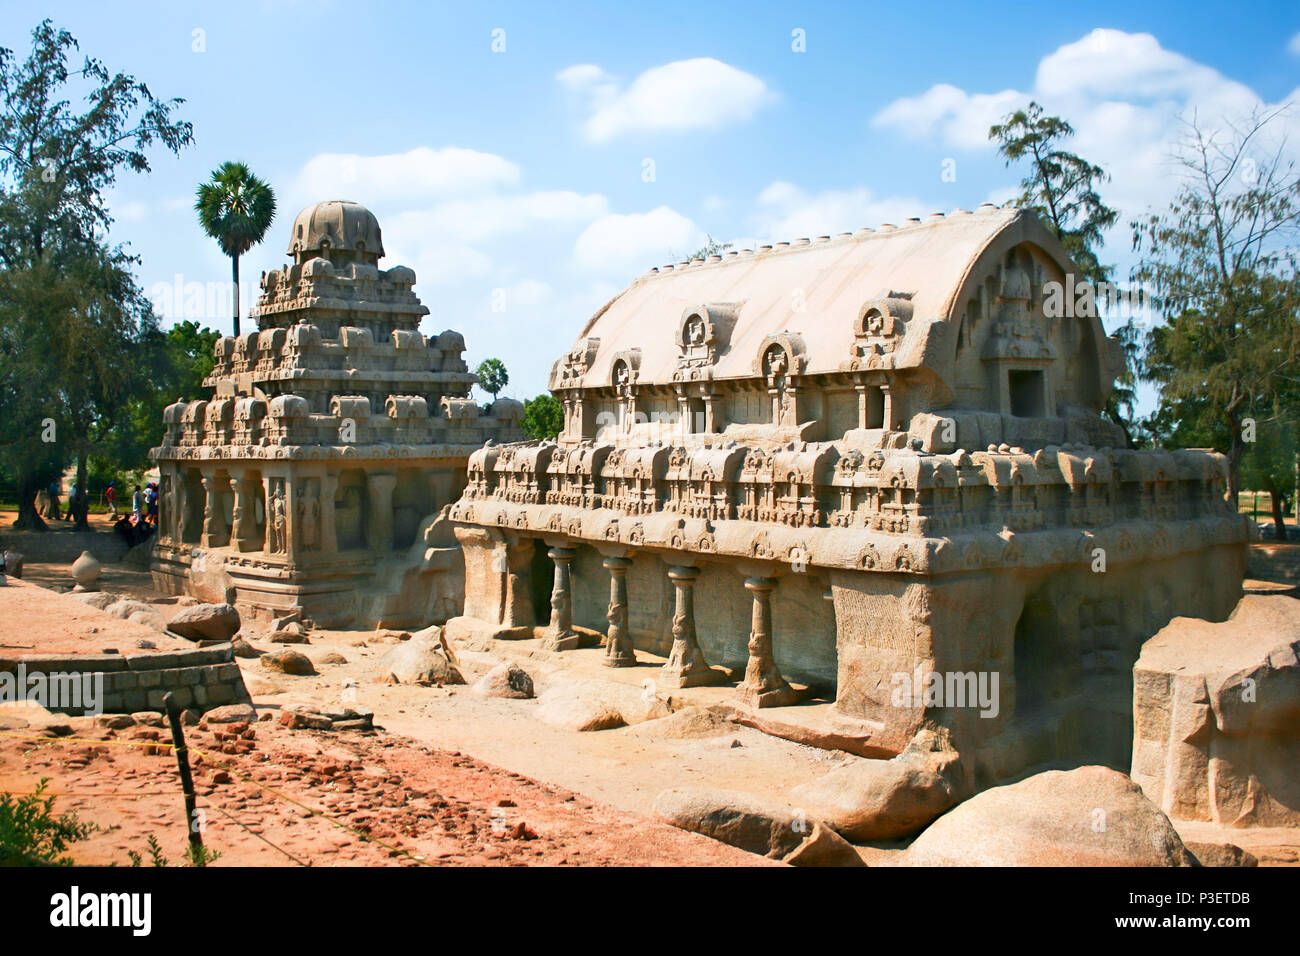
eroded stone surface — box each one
[149,200,524,630]
[904,766,1194,866]
[653,786,864,866]
[447,208,1249,782]
[1131,595,1300,828]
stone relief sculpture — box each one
[450,205,1250,784]
[151,200,524,627]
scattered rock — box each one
[231,637,263,658]
[903,766,1195,866]
[790,729,961,841]
[131,711,165,728]
[269,630,310,644]
[70,591,118,611]
[0,714,30,731]
[1186,842,1259,867]
[631,706,732,739]
[371,629,411,644]
[95,714,134,730]
[181,709,201,726]
[318,652,348,665]
[243,676,285,696]
[536,683,625,732]
[203,703,258,724]
[653,787,864,867]
[279,702,374,732]
[106,599,159,621]
[377,631,464,685]
[281,710,333,731]
[3,549,22,579]
[127,610,166,632]
[167,603,241,642]
[261,649,316,676]
[471,662,534,699]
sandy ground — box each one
[4,552,1298,867]
[0,712,773,867]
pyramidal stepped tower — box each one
[152,200,524,627]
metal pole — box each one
[162,691,203,854]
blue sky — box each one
[2,1,1298,402]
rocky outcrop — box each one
[167,603,241,642]
[790,728,961,840]
[261,649,316,676]
[376,627,464,685]
[536,683,625,732]
[1131,595,1300,828]
[904,766,1195,866]
[653,787,864,866]
[471,662,534,699]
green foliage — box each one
[125,835,221,868]
[195,161,276,337]
[1133,110,1300,497]
[184,842,221,867]
[990,101,1134,439]
[475,357,509,401]
[522,393,563,441]
[96,319,219,473]
[689,235,733,260]
[0,779,96,866]
[989,101,1117,284]
[0,19,191,529]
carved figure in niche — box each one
[686,315,706,345]
[764,345,788,378]
[269,484,288,554]
[614,361,630,386]
[298,482,320,551]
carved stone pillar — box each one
[199,476,229,548]
[739,575,798,708]
[660,566,726,688]
[880,383,894,431]
[228,475,258,553]
[703,393,718,433]
[543,545,580,651]
[602,556,636,667]
[319,472,339,554]
[283,476,299,562]
[366,472,397,552]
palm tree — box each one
[195,162,276,337]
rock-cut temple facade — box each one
[448,205,1250,783]
[152,200,524,627]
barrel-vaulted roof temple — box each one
[151,201,524,628]
[447,204,1249,782]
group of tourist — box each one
[37,478,159,528]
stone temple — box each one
[448,205,1250,783]
[152,200,524,628]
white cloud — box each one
[872,84,1027,151]
[560,57,773,143]
[573,206,703,272]
[384,191,607,245]
[751,181,932,242]
[1286,30,1300,56]
[870,27,1300,216]
[290,146,519,207]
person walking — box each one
[104,481,118,520]
[47,479,61,521]
[132,484,144,522]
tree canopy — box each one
[0,19,192,529]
